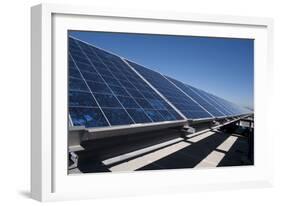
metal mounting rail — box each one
[186,115,249,138]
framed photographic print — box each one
[31,3,274,201]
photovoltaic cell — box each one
[126,60,213,120]
[69,107,109,128]
[69,91,98,107]
[68,37,184,128]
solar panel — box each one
[187,86,235,116]
[207,94,239,115]
[125,60,213,120]
[196,89,249,116]
[221,98,250,115]
[68,37,184,128]
[69,36,251,128]
[164,76,226,118]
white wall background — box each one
[0,0,280,205]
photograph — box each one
[67,31,254,174]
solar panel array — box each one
[126,60,214,119]
[68,37,184,128]
[164,76,226,118]
[68,36,251,129]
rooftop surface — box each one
[69,118,253,174]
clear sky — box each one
[69,31,254,109]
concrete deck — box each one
[69,125,253,174]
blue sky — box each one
[69,31,254,109]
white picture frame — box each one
[31,3,274,202]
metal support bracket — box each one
[68,151,79,170]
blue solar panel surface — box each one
[186,85,234,116]
[165,76,226,118]
[195,89,249,116]
[68,37,184,128]
[205,93,238,115]
[126,60,214,120]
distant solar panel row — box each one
[164,76,226,118]
[68,36,251,129]
[126,60,213,119]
